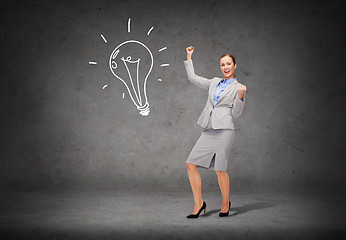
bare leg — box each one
[186,163,204,214]
[216,171,230,212]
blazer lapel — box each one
[215,79,238,105]
[209,78,223,105]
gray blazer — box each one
[184,59,246,130]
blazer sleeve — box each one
[232,89,246,118]
[184,59,212,90]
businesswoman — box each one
[184,46,246,218]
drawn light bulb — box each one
[109,40,153,116]
[89,19,169,116]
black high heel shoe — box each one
[219,201,231,217]
[186,201,206,218]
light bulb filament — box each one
[121,56,142,106]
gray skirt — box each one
[186,116,235,171]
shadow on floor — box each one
[205,202,275,217]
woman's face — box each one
[220,56,236,79]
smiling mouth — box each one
[224,70,230,74]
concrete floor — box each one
[1,188,345,240]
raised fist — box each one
[186,46,194,55]
[238,85,247,100]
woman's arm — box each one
[184,46,212,90]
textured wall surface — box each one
[1,0,345,192]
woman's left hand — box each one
[238,85,247,101]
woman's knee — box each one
[216,170,226,176]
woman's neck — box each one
[224,75,235,80]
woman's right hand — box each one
[186,46,194,60]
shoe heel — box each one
[204,208,206,215]
[186,201,206,219]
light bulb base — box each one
[137,102,150,116]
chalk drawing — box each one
[110,40,153,116]
[89,18,169,116]
[101,34,107,43]
[128,18,131,33]
[147,27,154,35]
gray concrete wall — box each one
[1,0,345,192]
